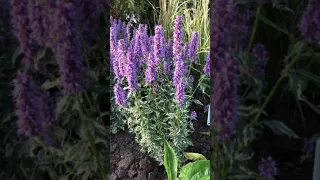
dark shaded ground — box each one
[253,93,320,180]
[110,104,210,180]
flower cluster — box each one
[13,71,55,145]
[211,0,240,140]
[299,0,320,44]
[110,16,202,107]
[258,156,278,180]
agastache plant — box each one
[110,16,206,163]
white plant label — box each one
[207,105,210,126]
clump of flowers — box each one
[258,156,278,180]
[110,16,207,163]
[13,71,55,145]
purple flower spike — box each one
[183,42,190,60]
[175,78,185,106]
[252,43,268,74]
[203,53,210,76]
[191,111,197,119]
[27,0,46,46]
[145,52,156,84]
[190,32,199,62]
[299,0,320,44]
[154,25,164,64]
[258,156,278,180]
[56,1,87,94]
[10,0,36,70]
[173,16,183,62]
[117,39,127,77]
[126,47,137,92]
[114,83,127,107]
[13,71,54,145]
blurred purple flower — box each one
[252,43,268,74]
[191,111,197,119]
[188,75,194,84]
[204,105,209,112]
[299,0,320,44]
[173,53,185,106]
[154,25,164,64]
[302,138,315,154]
[13,71,54,145]
[10,0,36,70]
[258,156,278,180]
[27,0,46,46]
[117,39,127,77]
[183,42,190,60]
[203,53,210,76]
[55,1,86,94]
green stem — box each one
[237,55,300,152]
[246,6,261,60]
[190,77,204,99]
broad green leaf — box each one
[41,78,60,90]
[262,120,299,139]
[163,140,178,180]
[179,160,210,180]
[184,152,207,161]
[199,131,210,136]
[192,99,203,106]
[56,95,70,117]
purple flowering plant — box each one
[209,0,320,179]
[110,15,209,163]
[1,1,109,179]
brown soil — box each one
[110,104,210,180]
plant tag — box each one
[313,138,320,180]
[207,105,210,126]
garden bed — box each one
[110,104,210,180]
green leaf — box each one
[56,95,70,117]
[184,152,207,161]
[11,47,20,67]
[199,131,210,136]
[192,99,203,106]
[163,140,178,180]
[262,120,299,139]
[179,160,210,180]
[41,78,60,90]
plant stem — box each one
[246,6,261,60]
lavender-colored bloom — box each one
[173,53,184,86]
[252,43,268,74]
[10,0,36,70]
[164,39,173,75]
[138,24,149,58]
[56,1,86,93]
[299,0,320,44]
[212,52,239,140]
[189,32,199,62]
[188,75,194,84]
[183,42,190,60]
[212,0,239,140]
[27,0,46,46]
[126,47,137,92]
[204,105,209,112]
[133,31,142,67]
[233,6,251,51]
[145,52,156,84]
[302,138,315,154]
[13,71,54,145]
[117,39,127,77]
[114,83,127,107]
[173,53,185,106]
[191,111,197,119]
[173,16,183,62]
[258,156,278,180]
[175,78,185,106]
[42,1,57,49]
[203,53,210,76]
[154,25,164,64]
